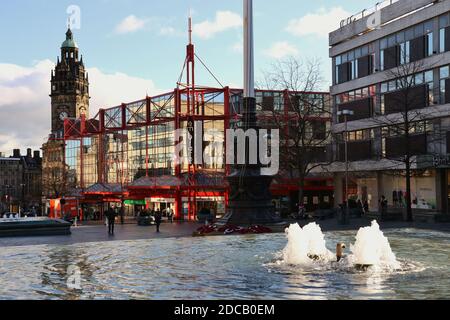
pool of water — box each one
[0,228,449,300]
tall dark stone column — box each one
[219,97,283,226]
[218,0,284,226]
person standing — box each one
[106,207,117,235]
[379,196,388,220]
[363,200,369,215]
[155,209,162,233]
[168,207,174,223]
[356,199,364,218]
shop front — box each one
[335,169,439,213]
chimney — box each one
[33,150,41,159]
[13,149,21,158]
[27,148,32,157]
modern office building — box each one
[60,29,333,221]
[329,0,450,214]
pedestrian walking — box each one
[155,209,162,233]
[106,207,117,235]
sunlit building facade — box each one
[64,88,332,220]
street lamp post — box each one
[20,183,26,217]
[337,109,354,225]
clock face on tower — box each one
[59,111,69,120]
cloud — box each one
[193,11,242,40]
[115,15,148,34]
[286,7,350,38]
[0,60,162,155]
[88,68,161,113]
[159,26,184,37]
[264,42,299,59]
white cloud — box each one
[159,26,184,37]
[88,68,161,113]
[193,11,242,40]
[0,60,162,155]
[264,42,299,59]
[286,7,350,38]
[115,15,148,34]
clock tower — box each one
[42,27,90,200]
[50,27,90,133]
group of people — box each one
[105,205,175,235]
[392,190,405,208]
[340,199,369,216]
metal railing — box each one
[339,0,399,28]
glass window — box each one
[361,45,369,56]
[396,31,405,43]
[406,41,410,63]
[381,82,388,93]
[348,91,355,100]
[415,73,424,85]
[405,28,414,41]
[362,87,369,97]
[348,50,355,60]
[406,75,414,86]
[380,38,388,50]
[388,80,397,91]
[440,14,449,29]
[425,70,433,83]
[440,66,449,79]
[336,55,341,65]
[414,24,424,37]
[440,28,446,53]
[400,43,405,64]
[388,35,396,47]
[342,54,348,63]
[424,21,433,33]
[440,79,446,103]
[427,33,434,56]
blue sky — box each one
[0,0,375,153]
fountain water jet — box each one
[282,223,333,265]
[349,220,401,271]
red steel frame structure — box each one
[64,31,332,221]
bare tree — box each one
[42,166,73,199]
[258,57,333,212]
[372,58,440,221]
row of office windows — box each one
[334,13,450,85]
[339,121,431,142]
[335,69,439,122]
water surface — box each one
[0,228,448,300]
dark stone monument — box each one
[218,0,284,227]
[219,97,283,226]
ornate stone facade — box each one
[42,28,89,199]
[50,28,89,133]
